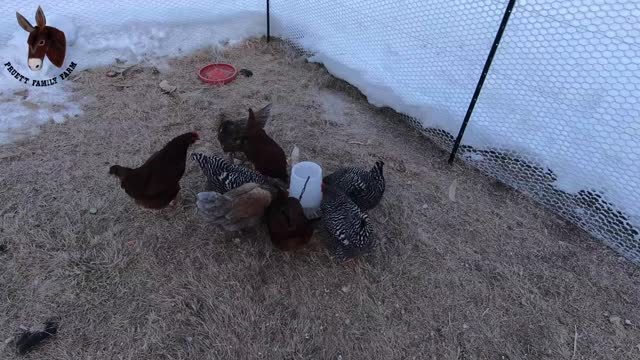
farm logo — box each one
[3,6,77,87]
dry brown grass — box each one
[1,38,639,359]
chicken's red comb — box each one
[191,131,200,138]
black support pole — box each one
[266,0,271,42]
[448,0,517,164]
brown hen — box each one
[217,103,271,162]
[196,182,275,231]
[242,107,288,183]
[265,190,313,251]
[109,132,199,209]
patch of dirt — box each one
[1,38,639,360]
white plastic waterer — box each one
[289,161,323,219]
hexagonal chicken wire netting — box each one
[270,0,640,262]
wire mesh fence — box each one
[0,1,264,69]
[271,0,640,262]
[0,1,265,143]
[0,1,265,41]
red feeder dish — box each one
[198,63,238,85]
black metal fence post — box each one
[448,0,517,164]
[266,0,271,42]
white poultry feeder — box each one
[289,161,323,219]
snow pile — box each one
[270,0,640,234]
[271,0,504,139]
[0,0,265,144]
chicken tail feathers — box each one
[109,165,131,179]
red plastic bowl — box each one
[198,63,238,85]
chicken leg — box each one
[169,192,181,209]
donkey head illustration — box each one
[16,6,66,71]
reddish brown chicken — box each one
[241,107,288,183]
[217,103,271,162]
[109,132,199,209]
[265,190,313,251]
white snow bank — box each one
[0,0,265,144]
[270,0,640,232]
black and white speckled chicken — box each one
[323,160,385,211]
[191,152,269,194]
[320,183,375,262]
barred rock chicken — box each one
[191,152,269,193]
[265,190,314,251]
[217,103,271,162]
[320,183,374,262]
[323,161,385,211]
[196,183,273,231]
[242,106,288,183]
[109,132,199,209]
